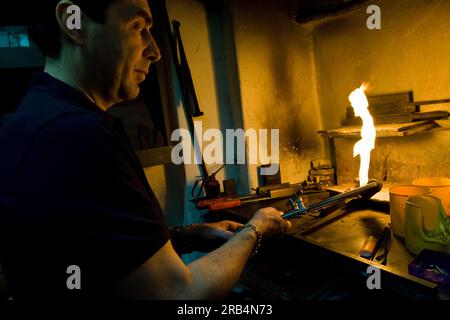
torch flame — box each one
[349,84,376,187]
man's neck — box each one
[44,58,112,111]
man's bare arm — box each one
[111,207,290,299]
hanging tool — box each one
[172,20,204,118]
[171,19,206,172]
[171,20,209,184]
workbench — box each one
[205,188,450,300]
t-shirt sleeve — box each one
[13,112,170,293]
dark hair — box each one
[28,0,118,58]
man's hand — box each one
[117,211,291,298]
[184,221,243,252]
[172,206,291,255]
[248,207,292,239]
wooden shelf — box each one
[318,120,439,138]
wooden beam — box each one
[318,121,439,138]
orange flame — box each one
[349,84,376,186]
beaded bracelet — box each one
[239,223,263,257]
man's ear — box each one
[54,0,85,46]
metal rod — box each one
[282,180,382,219]
[404,98,450,106]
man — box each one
[0,0,291,299]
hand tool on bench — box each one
[196,194,262,209]
[375,224,392,265]
[203,184,304,211]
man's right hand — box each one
[248,207,291,238]
[113,207,292,299]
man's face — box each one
[85,0,161,105]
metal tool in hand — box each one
[282,180,382,219]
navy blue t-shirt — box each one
[0,72,169,298]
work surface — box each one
[290,199,433,287]
[207,190,449,300]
